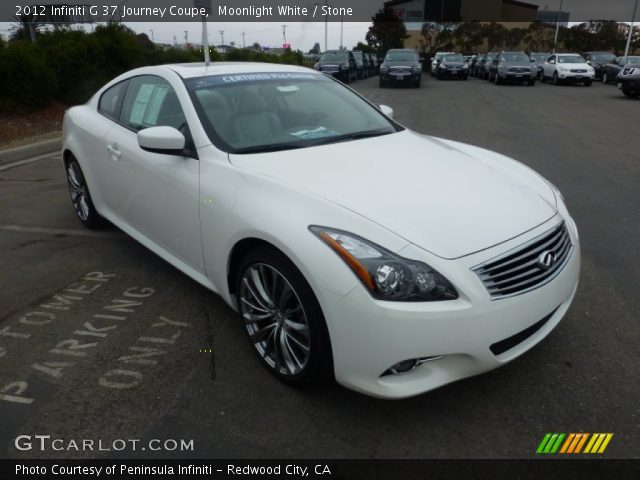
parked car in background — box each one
[431,52,454,76]
[542,54,594,86]
[315,50,357,83]
[435,53,469,80]
[478,52,498,80]
[62,62,580,399]
[470,54,484,77]
[602,56,640,84]
[489,51,536,85]
[366,53,377,76]
[352,50,368,80]
[380,49,422,88]
[582,51,616,81]
[618,66,640,98]
[529,52,551,79]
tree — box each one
[504,27,527,49]
[454,22,485,53]
[433,23,458,52]
[10,13,44,42]
[524,22,554,52]
[365,8,408,54]
[483,22,507,51]
[252,41,261,50]
[353,41,373,53]
[308,42,321,54]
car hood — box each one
[385,61,418,67]
[502,62,534,68]
[442,61,465,67]
[229,130,557,259]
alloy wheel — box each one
[239,263,311,376]
[66,161,90,221]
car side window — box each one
[120,75,187,132]
[548,56,555,64]
[98,81,127,120]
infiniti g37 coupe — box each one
[62,62,580,399]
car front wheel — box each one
[552,72,560,85]
[236,246,333,386]
[65,156,102,228]
[602,72,608,84]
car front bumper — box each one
[557,72,594,81]
[497,72,534,81]
[317,215,581,399]
[382,72,420,83]
[619,77,640,91]
[438,68,468,78]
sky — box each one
[0,21,371,51]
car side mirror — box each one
[138,126,186,155]
[379,104,394,119]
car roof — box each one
[161,62,313,79]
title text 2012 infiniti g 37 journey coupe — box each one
[62,62,580,399]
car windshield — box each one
[186,72,399,154]
[501,53,529,62]
[352,51,363,60]
[320,51,347,61]
[589,53,615,62]
[558,55,585,64]
[531,54,548,61]
[622,57,640,66]
[443,54,464,62]
[386,51,418,61]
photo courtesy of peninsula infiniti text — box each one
[62,62,580,399]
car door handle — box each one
[106,144,122,159]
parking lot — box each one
[1,74,638,459]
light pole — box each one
[281,24,288,47]
[184,30,188,45]
[219,30,225,46]
[553,0,564,54]
[623,0,639,65]
[149,29,154,43]
[242,32,246,48]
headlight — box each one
[548,181,565,203]
[380,65,388,73]
[463,63,469,69]
[310,226,458,302]
[411,66,421,73]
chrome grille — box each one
[472,222,573,299]
[508,67,529,73]
[390,66,410,72]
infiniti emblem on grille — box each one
[538,250,557,270]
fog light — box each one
[390,359,418,375]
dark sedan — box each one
[582,51,616,81]
[434,53,469,80]
[477,52,498,80]
[602,56,640,84]
[315,50,357,83]
[379,49,422,88]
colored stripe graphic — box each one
[536,433,565,454]
[539,433,613,454]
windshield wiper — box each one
[233,142,306,154]
[307,129,395,147]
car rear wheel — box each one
[236,246,333,386]
[65,156,102,229]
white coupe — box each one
[62,62,580,399]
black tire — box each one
[65,156,102,229]
[236,245,333,386]
[494,73,501,85]
[552,72,560,85]
[528,79,536,86]
[541,74,546,83]
[622,88,640,98]
[602,72,608,84]
[584,79,592,87]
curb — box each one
[0,137,62,166]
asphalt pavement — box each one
[0,74,638,459]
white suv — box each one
[542,54,595,86]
